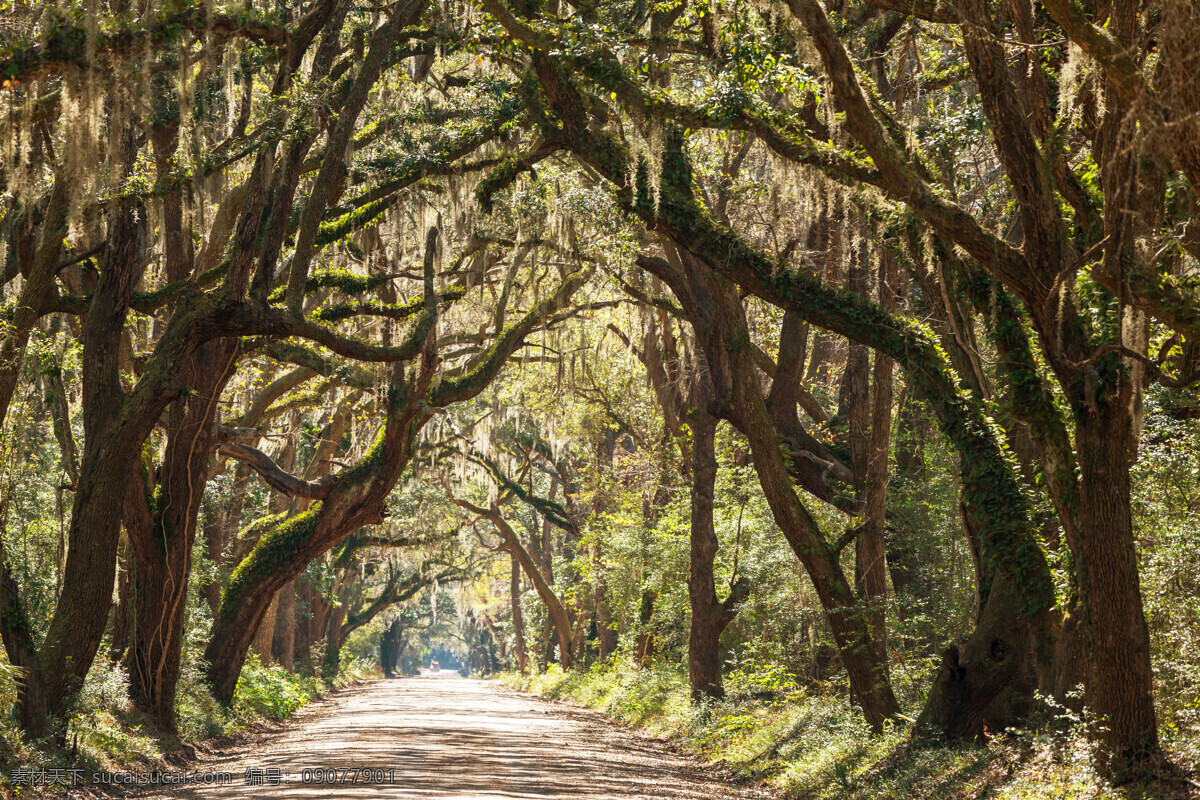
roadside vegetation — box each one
[504,660,1132,800]
[0,655,378,796]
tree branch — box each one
[217,443,335,499]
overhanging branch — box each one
[217,443,334,499]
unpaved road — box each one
[139,672,775,800]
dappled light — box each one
[0,0,1198,796]
[148,676,772,800]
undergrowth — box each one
[0,656,380,799]
[500,656,1194,800]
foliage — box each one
[500,657,1131,800]
[0,0,1197,792]
[1133,389,1200,763]
[232,661,321,721]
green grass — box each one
[499,657,1191,800]
[0,656,382,798]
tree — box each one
[473,0,1196,772]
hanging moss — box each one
[335,386,409,489]
[0,3,284,85]
[592,123,1056,617]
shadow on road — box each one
[146,674,769,800]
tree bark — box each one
[274,581,296,670]
[1074,400,1158,773]
[322,598,348,681]
[294,578,318,672]
[510,555,528,673]
[202,511,224,613]
[252,595,280,667]
[109,534,133,662]
[126,339,239,730]
[491,511,573,669]
[855,346,892,675]
[687,379,748,698]
[855,254,896,674]
[886,395,934,641]
[634,590,658,665]
[540,481,557,664]
[381,619,403,676]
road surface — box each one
[137,672,774,800]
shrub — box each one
[233,660,320,720]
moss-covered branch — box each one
[431,271,589,405]
[313,289,466,323]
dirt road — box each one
[138,672,774,800]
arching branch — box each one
[217,444,335,500]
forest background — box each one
[0,0,1199,796]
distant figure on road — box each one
[430,660,440,673]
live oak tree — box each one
[475,0,1200,773]
[0,0,588,733]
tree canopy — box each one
[1,0,1199,791]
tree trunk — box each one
[109,535,132,662]
[493,513,573,669]
[886,395,935,646]
[253,595,281,667]
[126,339,239,731]
[41,352,79,491]
[917,567,1044,735]
[1074,403,1158,773]
[528,518,549,671]
[380,625,396,677]
[855,253,896,674]
[381,619,402,676]
[634,590,658,665]
[540,482,558,665]
[687,379,747,698]
[294,578,316,673]
[202,511,224,614]
[855,346,893,675]
[127,541,192,730]
[593,546,619,660]
[322,600,348,681]
[274,581,296,670]
[510,556,528,673]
